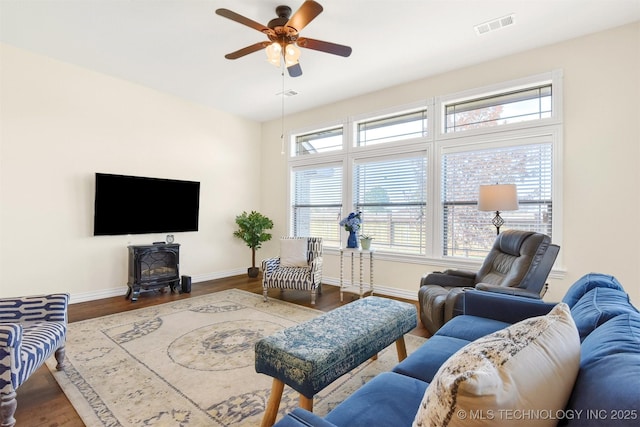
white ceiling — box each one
[2,0,639,122]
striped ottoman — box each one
[255,296,417,427]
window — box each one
[444,84,552,133]
[294,127,343,156]
[288,71,561,263]
[357,110,428,146]
[354,154,428,254]
[291,164,343,247]
[442,141,553,258]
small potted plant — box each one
[360,234,374,250]
[233,210,274,278]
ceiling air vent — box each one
[475,14,515,36]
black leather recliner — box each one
[418,230,559,335]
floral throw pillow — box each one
[413,303,580,427]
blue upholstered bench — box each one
[255,296,417,427]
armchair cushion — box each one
[15,321,66,387]
[413,303,580,427]
[420,271,475,288]
[279,238,309,267]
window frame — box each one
[286,71,563,269]
[434,127,563,261]
[437,70,563,140]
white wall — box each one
[2,22,638,306]
[0,44,262,301]
[260,22,640,305]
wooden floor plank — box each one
[15,276,426,426]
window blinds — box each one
[354,155,428,254]
[442,142,553,257]
[292,165,343,244]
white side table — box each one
[339,248,374,301]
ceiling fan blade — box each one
[297,37,352,57]
[215,8,271,34]
[287,63,303,78]
[225,42,270,60]
[286,0,323,32]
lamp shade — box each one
[478,184,519,212]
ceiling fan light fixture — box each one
[266,42,282,66]
[284,43,301,66]
[217,1,352,77]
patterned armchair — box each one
[0,293,68,427]
[262,237,323,305]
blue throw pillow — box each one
[562,273,624,308]
[570,287,638,341]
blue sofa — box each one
[274,273,640,427]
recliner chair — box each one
[418,230,559,335]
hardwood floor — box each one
[16,276,427,427]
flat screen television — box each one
[93,173,200,236]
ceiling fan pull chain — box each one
[281,69,286,155]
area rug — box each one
[47,289,426,426]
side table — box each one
[339,248,374,301]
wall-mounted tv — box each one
[93,173,200,236]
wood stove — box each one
[127,243,180,302]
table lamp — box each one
[478,184,519,234]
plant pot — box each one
[247,267,260,278]
[360,238,372,250]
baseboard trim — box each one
[69,270,417,304]
[69,287,129,304]
[322,277,418,301]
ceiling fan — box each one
[215,0,352,77]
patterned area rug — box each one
[47,289,426,426]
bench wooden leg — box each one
[395,336,408,361]
[261,379,285,427]
[299,394,313,412]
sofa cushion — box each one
[393,335,470,383]
[393,315,511,382]
[569,287,638,341]
[562,273,624,308]
[323,372,428,427]
[564,312,640,426]
[435,314,510,341]
[413,303,580,427]
[280,238,308,267]
[274,409,339,427]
